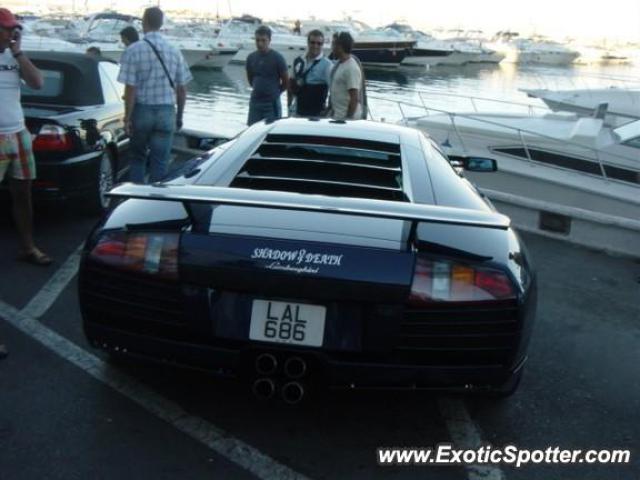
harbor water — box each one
[183,62,640,137]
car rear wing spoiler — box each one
[106,183,511,229]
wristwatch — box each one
[12,51,23,59]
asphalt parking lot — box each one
[1,202,639,480]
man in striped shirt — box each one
[118,7,192,183]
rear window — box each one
[230,134,407,201]
[21,58,103,106]
[21,69,64,98]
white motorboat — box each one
[487,32,580,65]
[382,24,477,66]
[573,45,630,65]
[522,87,640,124]
[439,29,505,63]
[298,19,362,39]
[76,12,213,67]
[216,16,307,67]
[403,108,640,222]
[26,16,85,42]
[21,24,82,53]
[192,45,239,69]
[348,29,416,67]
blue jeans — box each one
[247,98,282,126]
[129,104,175,184]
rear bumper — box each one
[32,150,104,200]
[0,150,104,201]
[84,321,525,391]
[79,256,536,392]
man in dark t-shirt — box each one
[246,26,288,126]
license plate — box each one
[249,300,326,347]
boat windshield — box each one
[614,120,640,148]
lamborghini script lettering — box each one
[251,248,344,267]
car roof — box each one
[263,118,425,146]
[23,51,108,106]
[25,50,110,69]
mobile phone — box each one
[10,29,20,44]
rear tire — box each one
[83,151,114,215]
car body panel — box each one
[11,51,127,202]
[80,118,536,392]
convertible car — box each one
[79,118,537,402]
[19,51,127,213]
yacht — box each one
[487,31,580,65]
[216,16,307,67]
[573,45,630,65]
[403,108,640,222]
[349,29,415,67]
[21,24,82,52]
[298,19,362,39]
[297,20,415,67]
[383,24,476,66]
[192,45,239,69]
[161,19,238,69]
[439,29,505,63]
[75,12,214,67]
[26,16,85,42]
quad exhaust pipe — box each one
[251,353,308,404]
[255,353,278,375]
[281,381,305,405]
[284,356,307,379]
[252,377,276,400]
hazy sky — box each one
[21,0,640,42]
[171,0,640,42]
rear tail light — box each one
[89,231,179,280]
[32,124,75,152]
[408,257,516,305]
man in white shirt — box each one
[328,32,363,120]
[0,8,50,268]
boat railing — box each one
[368,86,549,116]
[367,95,640,186]
[525,71,640,91]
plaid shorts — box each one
[0,129,36,181]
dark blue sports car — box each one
[79,118,536,403]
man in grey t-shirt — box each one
[246,26,288,126]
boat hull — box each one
[351,41,413,67]
[401,50,475,66]
[193,50,237,69]
[407,119,640,221]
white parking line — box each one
[21,243,84,319]
[9,244,504,480]
[438,397,505,480]
[0,299,309,480]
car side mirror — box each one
[463,157,497,172]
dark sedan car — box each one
[16,51,127,212]
[79,118,536,402]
